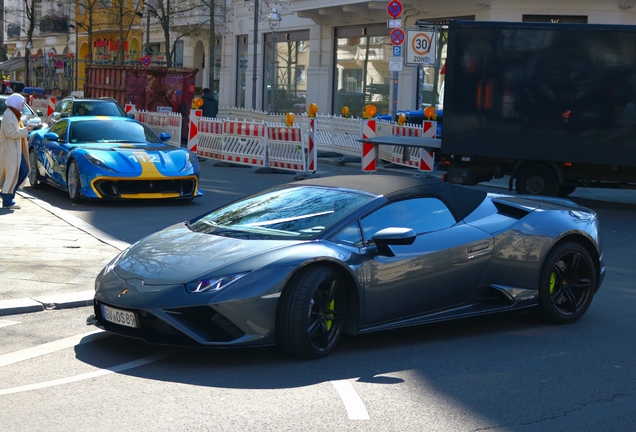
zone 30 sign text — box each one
[405,29,438,67]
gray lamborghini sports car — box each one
[88,175,605,359]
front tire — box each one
[515,164,559,196]
[28,148,43,189]
[277,266,346,359]
[67,160,82,202]
[537,242,596,324]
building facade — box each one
[3,0,636,115]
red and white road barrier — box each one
[136,109,183,147]
[222,120,267,167]
[390,121,436,172]
[361,119,377,172]
[187,109,202,152]
[196,117,225,160]
[422,120,436,138]
[124,104,136,118]
[267,125,306,172]
[47,97,56,119]
[307,118,317,172]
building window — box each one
[236,35,248,108]
[263,30,310,114]
[174,40,184,67]
[212,37,222,94]
[334,25,390,118]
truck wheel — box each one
[515,164,559,196]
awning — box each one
[0,57,27,72]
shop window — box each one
[263,30,310,114]
[335,25,391,117]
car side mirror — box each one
[60,113,69,118]
[159,132,171,142]
[371,227,416,257]
[127,113,135,119]
[36,110,44,116]
[43,132,60,142]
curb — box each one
[0,291,94,317]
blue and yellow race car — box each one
[27,116,202,202]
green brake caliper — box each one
[325,299,335,331]
[549,272,557,295]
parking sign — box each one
[393,46,402,57]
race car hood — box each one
[72,144,189,174]
[113,223,302,285]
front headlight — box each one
[185,272,249,294]
[85,153,117,172]
[181,151,196,172]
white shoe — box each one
[3,203,20,209]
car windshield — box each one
[189,186,374,240]
[75,101,126,116]
[0,99,34,116]
[69,120,162,144]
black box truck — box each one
[441,20,636,196]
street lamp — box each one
[68,23,78,91]
[26,41,33,87]
[251,0,259,110]
[135,9,150,56]
[267,8,281,113]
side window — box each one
[49,120,68,142]
[332,221,363,247]
[360,198,456,242]
[60,101,72,116]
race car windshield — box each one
[69,120,162,144]
[189,186,374,240]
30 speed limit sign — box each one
[405,29,438,67]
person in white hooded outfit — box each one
[0,93,34,209]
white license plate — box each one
[101,304,138,328]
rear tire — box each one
[277,266,346,359]
[515,164,559,196]
[28,148,43,189]
[537,242,596,324]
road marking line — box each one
[0,350,178,396]
[0,320,20,329]
[331,379,370,420]
[0,329,107,367]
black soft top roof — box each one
[293,175,487,222]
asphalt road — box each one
[1,160,635,431]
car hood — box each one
[113,223,302,285]
[72,144,188,174]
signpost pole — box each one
[386,0,404,122]
[392,71,398,121]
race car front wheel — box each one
[67,160,82,203]
[277,265,346,359]
[537,242,596,324]
[28,149,43,188]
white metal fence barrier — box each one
[266,123,306,172]
[135,109,182,147]
[221,120,268,167]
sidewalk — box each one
[0,191,128,316]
